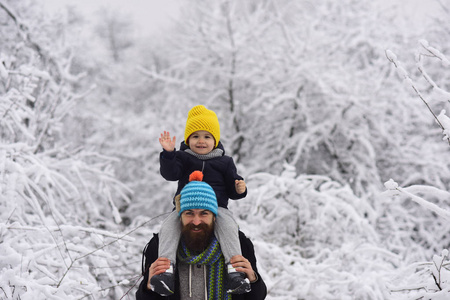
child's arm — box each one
[225,158,247,199]
[159,131,176,152]
[159,131,184,181]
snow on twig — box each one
[384,179,450,220]
[386,48,450,146]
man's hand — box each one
[235,180,246,194]
[230,255,257,282]
[159,131,176,152]
[147,257,171,290]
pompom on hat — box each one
[184,105,220,148]
[178,171,218,216]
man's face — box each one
[180,209,215,252]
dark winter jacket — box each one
[135,231,267,300]
[160,141,247,209]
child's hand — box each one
[235,180,246,194]
[159,131,176,152]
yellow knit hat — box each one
[184,105,220,148]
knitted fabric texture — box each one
[184,105,221,148]
[179,180,218,216]
[185,148,224,160]
[177,236,230,300]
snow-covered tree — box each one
[136,0,450,298]
[0,1,140,298]
[138,0,450,199]
[2,0,449,299]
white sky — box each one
[41,0,180,36]
[40,0,442,38]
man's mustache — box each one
[183,222,210,232]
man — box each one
[136,174,267,299]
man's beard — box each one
[181,222,214,252]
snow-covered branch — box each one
[383,179,450,220]
[386,48,450,146]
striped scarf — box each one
[177,236,230,300]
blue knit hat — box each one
[178,171,218,216]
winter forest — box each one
[1,0,450,299]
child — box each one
[151,105,249,296]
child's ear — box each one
[175,194,181,213]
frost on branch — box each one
[437,110,450,140]
[390,249,450,298]
[384,178,398,190]
[419,39,450,67]
[386,43,450,146]
[382,181,450,221]
[385,49,398,62]
[0,2,136,299]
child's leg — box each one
[215,208,250,294]
[158,210,180,264]
[214,207,242,263]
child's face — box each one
[188,130,215,155]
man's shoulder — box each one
[238,231,253,245]
[144,233,160,253]
[238,230,247,240]
[151,233,160,243]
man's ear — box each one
[175,194,181,213]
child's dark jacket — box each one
[135,231,267,300]
[160,141,246,209]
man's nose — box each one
[192,216,202,225]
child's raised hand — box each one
[159,131,176,152]
[235,179,246,194]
